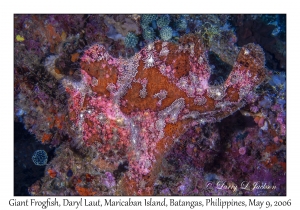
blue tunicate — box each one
[259,96,272,109]
[151,20,157,30]
[204,173,218,181]
[272,27,281,36]
[67,169,73,177]
[16,109,25,122]
[269,73,286,87]
[236,132,249,141]
[194,20,202,28]
[32,150,48,166]
[270,75,281,86]
[172,30,179,38]
[16,109,24,117]
[277,98,286,106]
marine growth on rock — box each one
[14,14,286,196]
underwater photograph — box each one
[14,14,286,196]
